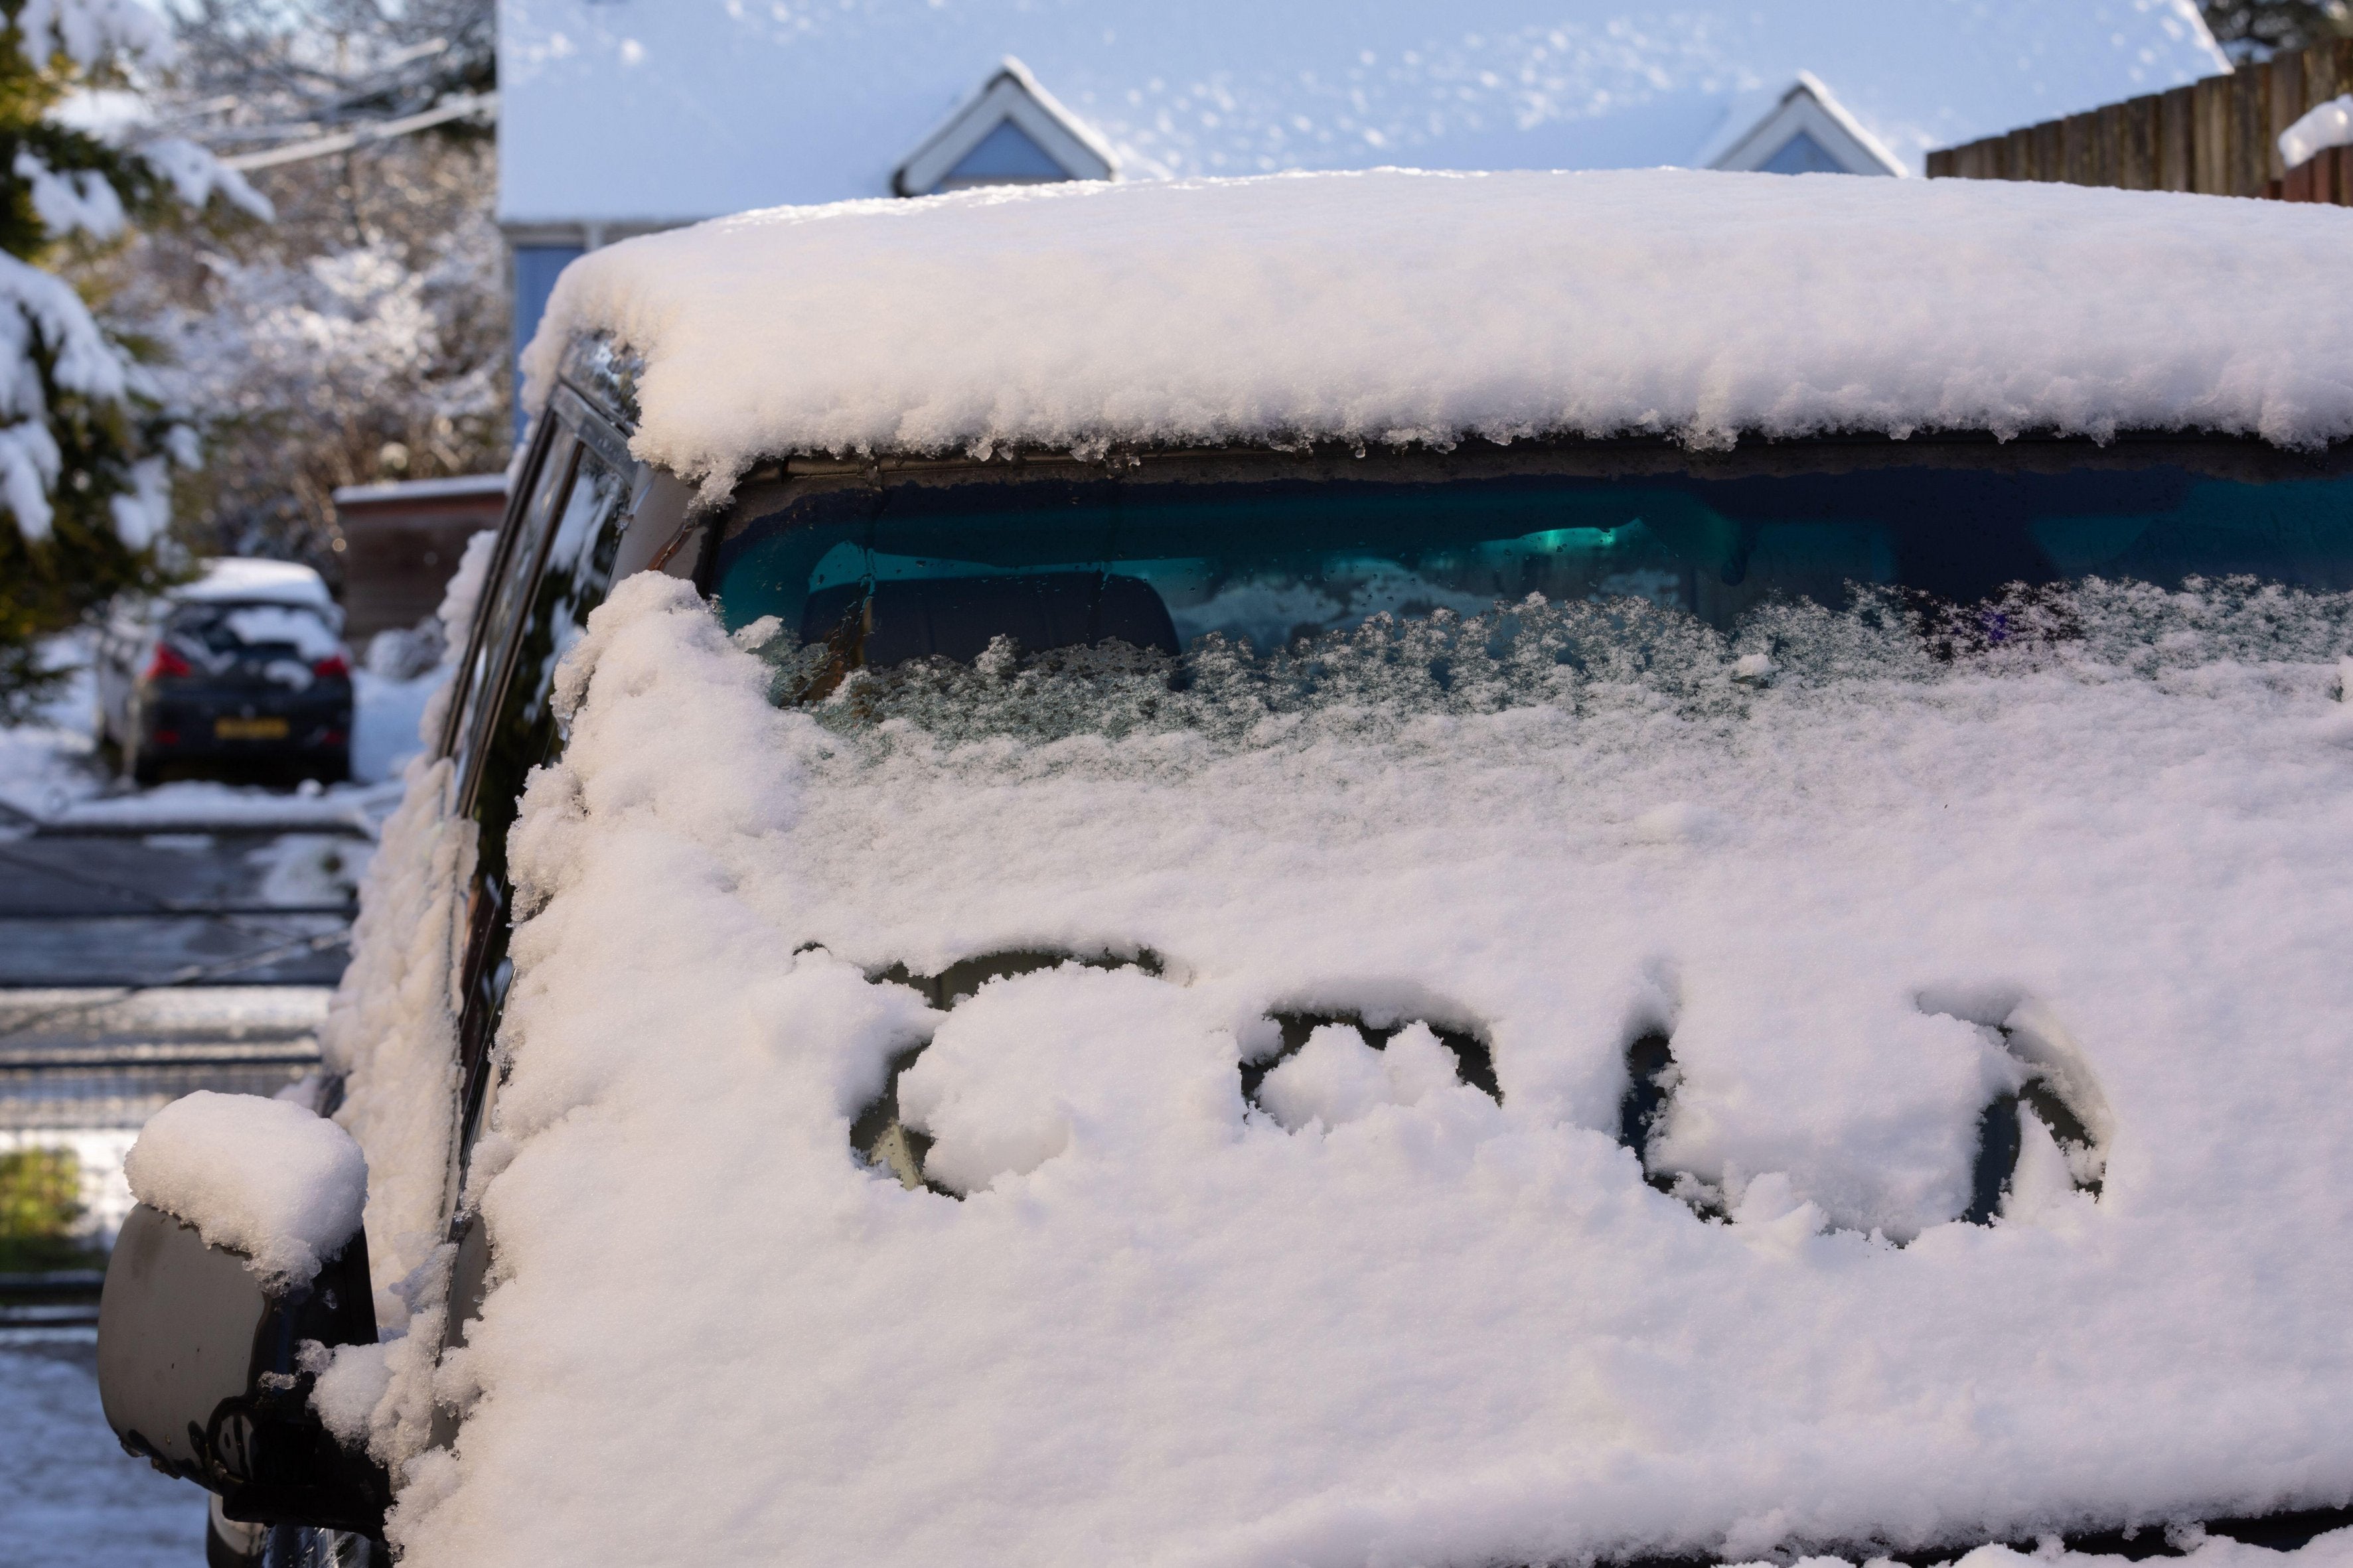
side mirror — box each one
[96,1094,390,1535]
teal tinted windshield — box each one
[712,453,2353,662]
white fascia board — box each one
[996,54,1120,173]
[1707,72,1906,177]
[894,56,1119,197]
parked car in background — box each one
[97,172,2353,1568]
[93,559,354,786]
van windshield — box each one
[713,447,2353,673]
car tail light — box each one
[143,644,192,681]
[152,729,180,746]
[323,729,347,746]
[311,654,350,679]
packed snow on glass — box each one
[309,526,494,1294]
[309,562,2353,1568]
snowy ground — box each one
[0,1331,207,1566]
[0,637,434,1565]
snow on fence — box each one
[1927,38,2353,204]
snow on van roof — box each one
[521,169,2353,499]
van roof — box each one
[520,168,2353,502]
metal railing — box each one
[0,986,329,1131]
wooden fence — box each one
[1926,39,2353,202]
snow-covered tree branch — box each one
[0,0,271,719]
[101,0,505,580]
[158,0,493,163]
[0,0,505,717]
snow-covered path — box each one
[0,1332,205,1566]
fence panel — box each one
[1928,44,2353,206]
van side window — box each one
[444,425,579,778]
[451,426,639,1152]
[464,443,633,844]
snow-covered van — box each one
[97,171,2353,1568]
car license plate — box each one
[214,716,289,741]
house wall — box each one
[337,484,509,640]
[512,242,585,433]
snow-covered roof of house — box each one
[521,168,2353,498]
[1699,72,1904,177]
[496,0,2226,227]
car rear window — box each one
[166,601,341,664]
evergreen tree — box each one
[0,1145,88,1269]
[0,0,266,721]
[2203,0,2353,61]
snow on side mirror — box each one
[97,1093,389,1534]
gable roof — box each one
[893,58,1119,196]
[1702,74,1904,177]
[497,1,2226,228]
